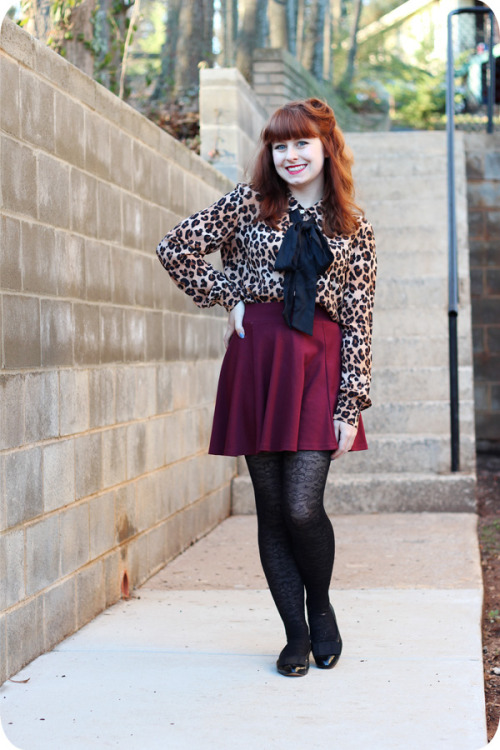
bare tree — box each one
[203,0,215,68]
[24,0,52,42]
[286,0,298,55]
[152,0,183,100]
[341,0,363,89]
[236,0,268,82]
[268,0,287,48]
[301,0,328,79]
[174,0,208,99]
[220,0,239,66]
[25,0,96,77]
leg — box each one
[245,452,310,674]
[281,451,341,663]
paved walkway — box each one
[0,513,493,749]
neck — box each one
[289,181,324,209]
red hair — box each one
[250,98,362,237]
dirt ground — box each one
[477,452,500,741]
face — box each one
[271,136,325,194]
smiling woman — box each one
[156,97,377,679]
[271,137,326,206]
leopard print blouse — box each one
[156,182,377,428]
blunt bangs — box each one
[262,106,320,145]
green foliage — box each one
[352,28,448,130]
[389,63,447,130]
[488,609,500,624]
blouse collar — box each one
[287,191,324,222]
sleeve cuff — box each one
[334,393,372,428]
[204,277,244,311]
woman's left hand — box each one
[332,420,358,460]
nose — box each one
[285,145,299,161]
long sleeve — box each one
[334,219,377,428]
[156,184,249,311]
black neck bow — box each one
[274,208,333,336]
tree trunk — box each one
[341,0,363,89]
[174,0,207,100]
[26,0,95,77]
[63,0,96,78]
[269,0,287,49]
[219,0,238,66]
[301,0,327,80]
[286,0,297,56]
[236,0,268,82]
[25,0,52,43]
[152,0,183,101]
[296,0,305,60]
[203,0,215,67]
[323,0,333,82]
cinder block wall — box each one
[466,133,500,452]
[199,68,268,183]
[0,18,235,684]
[252,47,327,116]
[251,48,388,132]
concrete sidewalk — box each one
[0,513,490,749]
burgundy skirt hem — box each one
[208,302,368,458]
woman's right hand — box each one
[224,301,246,349]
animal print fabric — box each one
[156,183,377,427]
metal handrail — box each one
[446,6,496,472]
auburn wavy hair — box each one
[250,98,362,237]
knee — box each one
[285,504,317,532]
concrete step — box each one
[372,336,472,368]
[361,400,475,436]
[355,175,447,204]
[363,198,447,229]
[332,434,476,474]
[348,130,447,155]
[374,276,446,308]
[377,251,447,279]
[372,307,448,337]
[235,434,476,475]
[372,224,448,253]
[231,471,476,514]
[352,153,448,179]
[369,366,473,403]
[373,227,469,278]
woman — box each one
[157,98,376,677]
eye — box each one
[273,143,286,151]
[297,140,308,147]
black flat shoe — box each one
[310,605,343,669]
[312,633,342,669]
[276,642,311,677]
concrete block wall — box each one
[465,132,500,452]
[0,18,235,684]
[251,48,389,132]
[252,47,327,116]
[199,68,268,183]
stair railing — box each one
[446,6,496,471]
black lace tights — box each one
[245,450,339,652]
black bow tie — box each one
[274,208,333,335]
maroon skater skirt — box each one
[208,302,368,457]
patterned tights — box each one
[245,450,339,653]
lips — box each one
[286,164,307,174]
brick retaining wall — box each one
[466,133,500,452]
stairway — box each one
[232,131,476,513]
